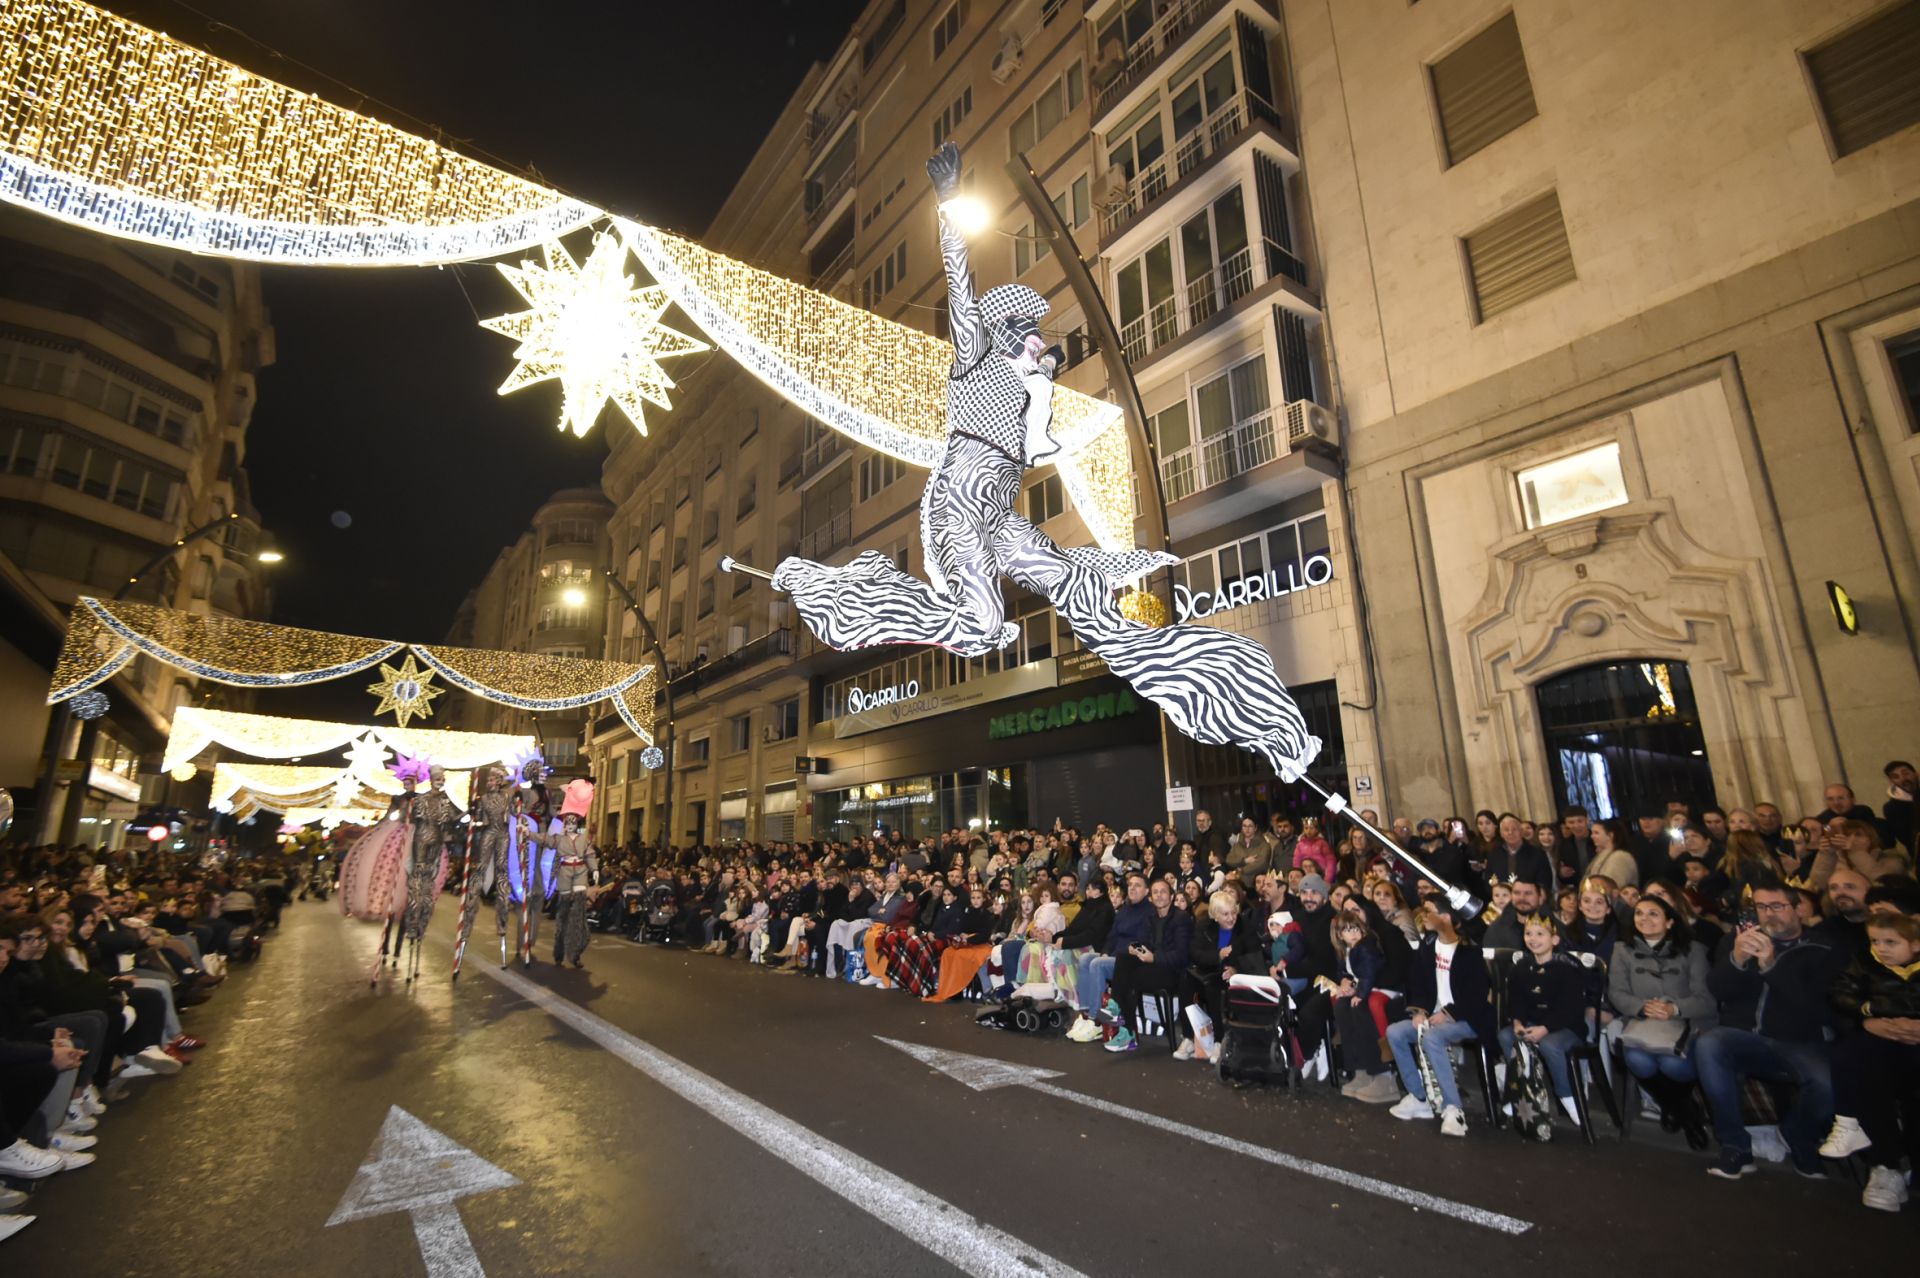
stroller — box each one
[636,882,678,945]
[1214,974,1301,1089]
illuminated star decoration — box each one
[479,231,709,438]
[343,732,391,782]
[366,656,445,728]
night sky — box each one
[110,0,867,655]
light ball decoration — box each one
[70,690,110,720]
[145,824,168,843]
[169,762,199,783]
[640,746,665,771]
[1118,588,1169,628]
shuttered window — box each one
[1430,12,1537,166]
[1464,190,1575,322]
[1805,1,1920,158]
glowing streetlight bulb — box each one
[257,550,284,563]
[562,587,587,608]
[940,195,991,238]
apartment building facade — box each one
[0,204,277,845]
[1281,0,1920,821]
[583,0,1367,847]
[446,486,612,780]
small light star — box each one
[366,655,445,728]
[480,230,708,438]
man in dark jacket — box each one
[1190,811,1230,866]
[1694,882,1847,1179]
[1483,879,1546,953]
[1286,876,1338,987]
[1556,807,1597,886]
[1077,874,1150,1018]
[1484,815,1552,892]
[1385,894,1495,1135]
[1106,879,1193,1053]
[1881,760,1917,858]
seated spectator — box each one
[1321,913,1400,1103]
[1819,911,1920,1212]
[1695,881,1847,1179]
[1486,814,1552,892]
[1484,878,1546,952]
[1387,894,1496,1136]
[1049,880,1112,1032]
[1813,867,1874,963]
[1883,760,1917,859]
[1368,879,1419,947]
[1497,914,1588,1126]
[1105,879,1192,1055]
[922,886,999,1002]
[1565,878,1621,965]
[1610,894,1714,1147]
[1180,890,1263,1061]
[1584,818,1639,890]
[1814,817,1908,889]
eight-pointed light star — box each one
[480,230,709,438]
[365,655,446,729]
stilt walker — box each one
[521,779,600,968]
[339,754,428,986]
[400,762,460,984]
[453,766,513,980]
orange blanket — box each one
[924,943,992,1002]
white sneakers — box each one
[1560,1097,1583,1125]
[60,1108,97,1134]
[1173,1039,1195,1061]
[1305,1045,1330,1082]
[1819,1116,1872,1159]
[1065,1015,1102,1043]
[1389,1093,1434,1121]
[1440,1106,1468,1137]
[48,1133,96,1154]
[1862,1165,1909,1213]
[857,974,884,987]
[131,1046,183,1076]
[0,1215,34,1244]
[0,1140,62,1180]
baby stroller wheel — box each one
[1044,1007,1067,1032]
[1216,1052,1232,1084]
[1013,1007,1039,1033]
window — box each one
[698,577,715,617]
[1430,12,1537,166]
[726,713,753,754]
[1517,442,1629,529]
[544,518,596,547]
[862,241,909,308]
[736,477,757,520]
[702,509,719,545]
[932,85,974,146]
[667,602,684,636]
[1805,1,1920,158]
[0,341,203,451]
[1095,0,1156,59]
[862,0,906,70]
[1013,223,1051,276]
[1170,37,1237,152]
[545,738,579,768]
[1063,174,1090,228]
[1008,62,1085,158]
[541,644,587,660]
[1890,331,1920,432]
[932,2,963,59]
[1105,93,1164,181]
[685,732,710,764]
[538,603,587,630]
[1464,189,1575,322]
[2,422,47,475]
[169,259,224,305]
[1025,473,1065,523]
[770,697,800,742]
[859,451,906,500]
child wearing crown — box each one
[1499,914,1588,1128]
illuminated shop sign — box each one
[844,680,921,714]
[988,688,1140,740]
[1174,554,1334,623]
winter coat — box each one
[1504,952,1586,1035]
[1104,900,1155,958]
[1139,905,1194,971]
[1291,836,1335,880]
[1405,933,1497,1043]
[1290,903,1339,984]
[1190,917,1266,978]
[1707,928,1846,1044]
[1056,895,1113,952]
[1829,955,1920,1025]
[1338,936,1385,1000]
[1607,936,1716,1025]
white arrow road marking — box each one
[877,1038,1534,1237]
[327,1106,520,1278]
[477,960,1085,1278]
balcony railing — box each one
[798,509,851,560]
[1093,0,1232,119]
[668,628,795,697]
[805,165,855,231]
[805,91,857,160]
[1099,88,1285,239]
[1119,237,1300,365]
[1160,408,1275,503]
[800,431,845,480]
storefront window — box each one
[814,768,1028,843]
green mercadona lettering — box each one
[989,689,1139,739]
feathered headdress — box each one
[503,743,547,788]
[389,752,432,786]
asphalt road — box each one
[6,900,1908,1277]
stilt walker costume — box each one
[456,766,513,964]
[399,763,460,980]
[523,778,599,967]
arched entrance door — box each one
[1536,660,1716,820]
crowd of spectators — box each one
[612,761,1919,1214]
[0,839,296,1243]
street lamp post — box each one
[34,513,259,844]
[601,566,675,856]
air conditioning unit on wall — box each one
[990,36,1024,83]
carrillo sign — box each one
[1174,554,1334,623]
[844,680,920,714]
